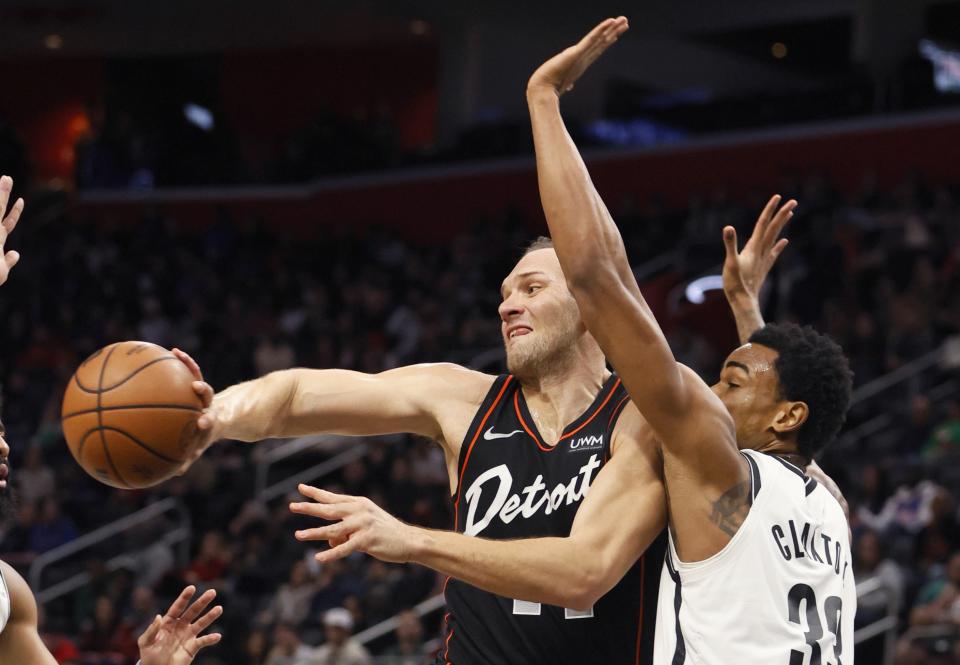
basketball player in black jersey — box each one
[176,241,668,664]
[0,176,224,665]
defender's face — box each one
[711,343,784,449]
[498,249,582,378]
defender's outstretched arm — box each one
[526,19,745,561]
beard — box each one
[505,313,582,382]
[0,475,15,527]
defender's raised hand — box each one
[722,194,796,304]
[291,484,416,564]
[138,586,223,665]
[0,175,24,287]
[527,17,628,97]
[722,195,797,342]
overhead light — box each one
[44,34,64,50]
[409,20,430,36]
[183,103,214,131]
[685,275,724,305]
[771,42,788,59]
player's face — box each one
[712,343,804,450]
[499,249,583,380]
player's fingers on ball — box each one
[191,604,223,634]
[194,632,223,650]
[193,381,214,405]
[173,348,203,378]
[181,588,216,623]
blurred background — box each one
[2,1,960,663]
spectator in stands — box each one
[855,529,906,662]
[242,627,270,665]
[16,446,55,504]
[264,622,314,665]
[924,400,960,461]
[78,596,136,661]
[380,609,429,665]
[259,559,318,628]
[29,496,77,554]
[254,334,296,376]
[309,608,371,665]
[895,551,960,665]
[123,586,161,638]
[184,530,232,585]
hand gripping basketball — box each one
[171,348,218,474]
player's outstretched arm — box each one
[138,586,222,665]
[174,349,494,470]
[291,406,665,610]
[0,175,24,287]
[722,194,796,343]
[526,20,746,561]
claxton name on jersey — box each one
[463,454,602,536]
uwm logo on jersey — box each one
[569,434,603,451]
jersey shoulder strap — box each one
[452,374,515,499]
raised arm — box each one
[525,19,718,440]
[290,404,665,610]
[526,19,746,561]
[174,351,494,471]
[722,194,796,343]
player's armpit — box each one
[0,561,58,665]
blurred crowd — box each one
[0,169,957,663]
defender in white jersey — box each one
[523,18,856,665]
[0,175,223,665]
[657,450,856,664]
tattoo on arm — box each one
[709,481,751,537]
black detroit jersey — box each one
[439,374,666,665]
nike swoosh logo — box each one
[483,427,524,441]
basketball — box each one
[60,341,203,489]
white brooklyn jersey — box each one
[654,450,856,665]
[0,563,9,634]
